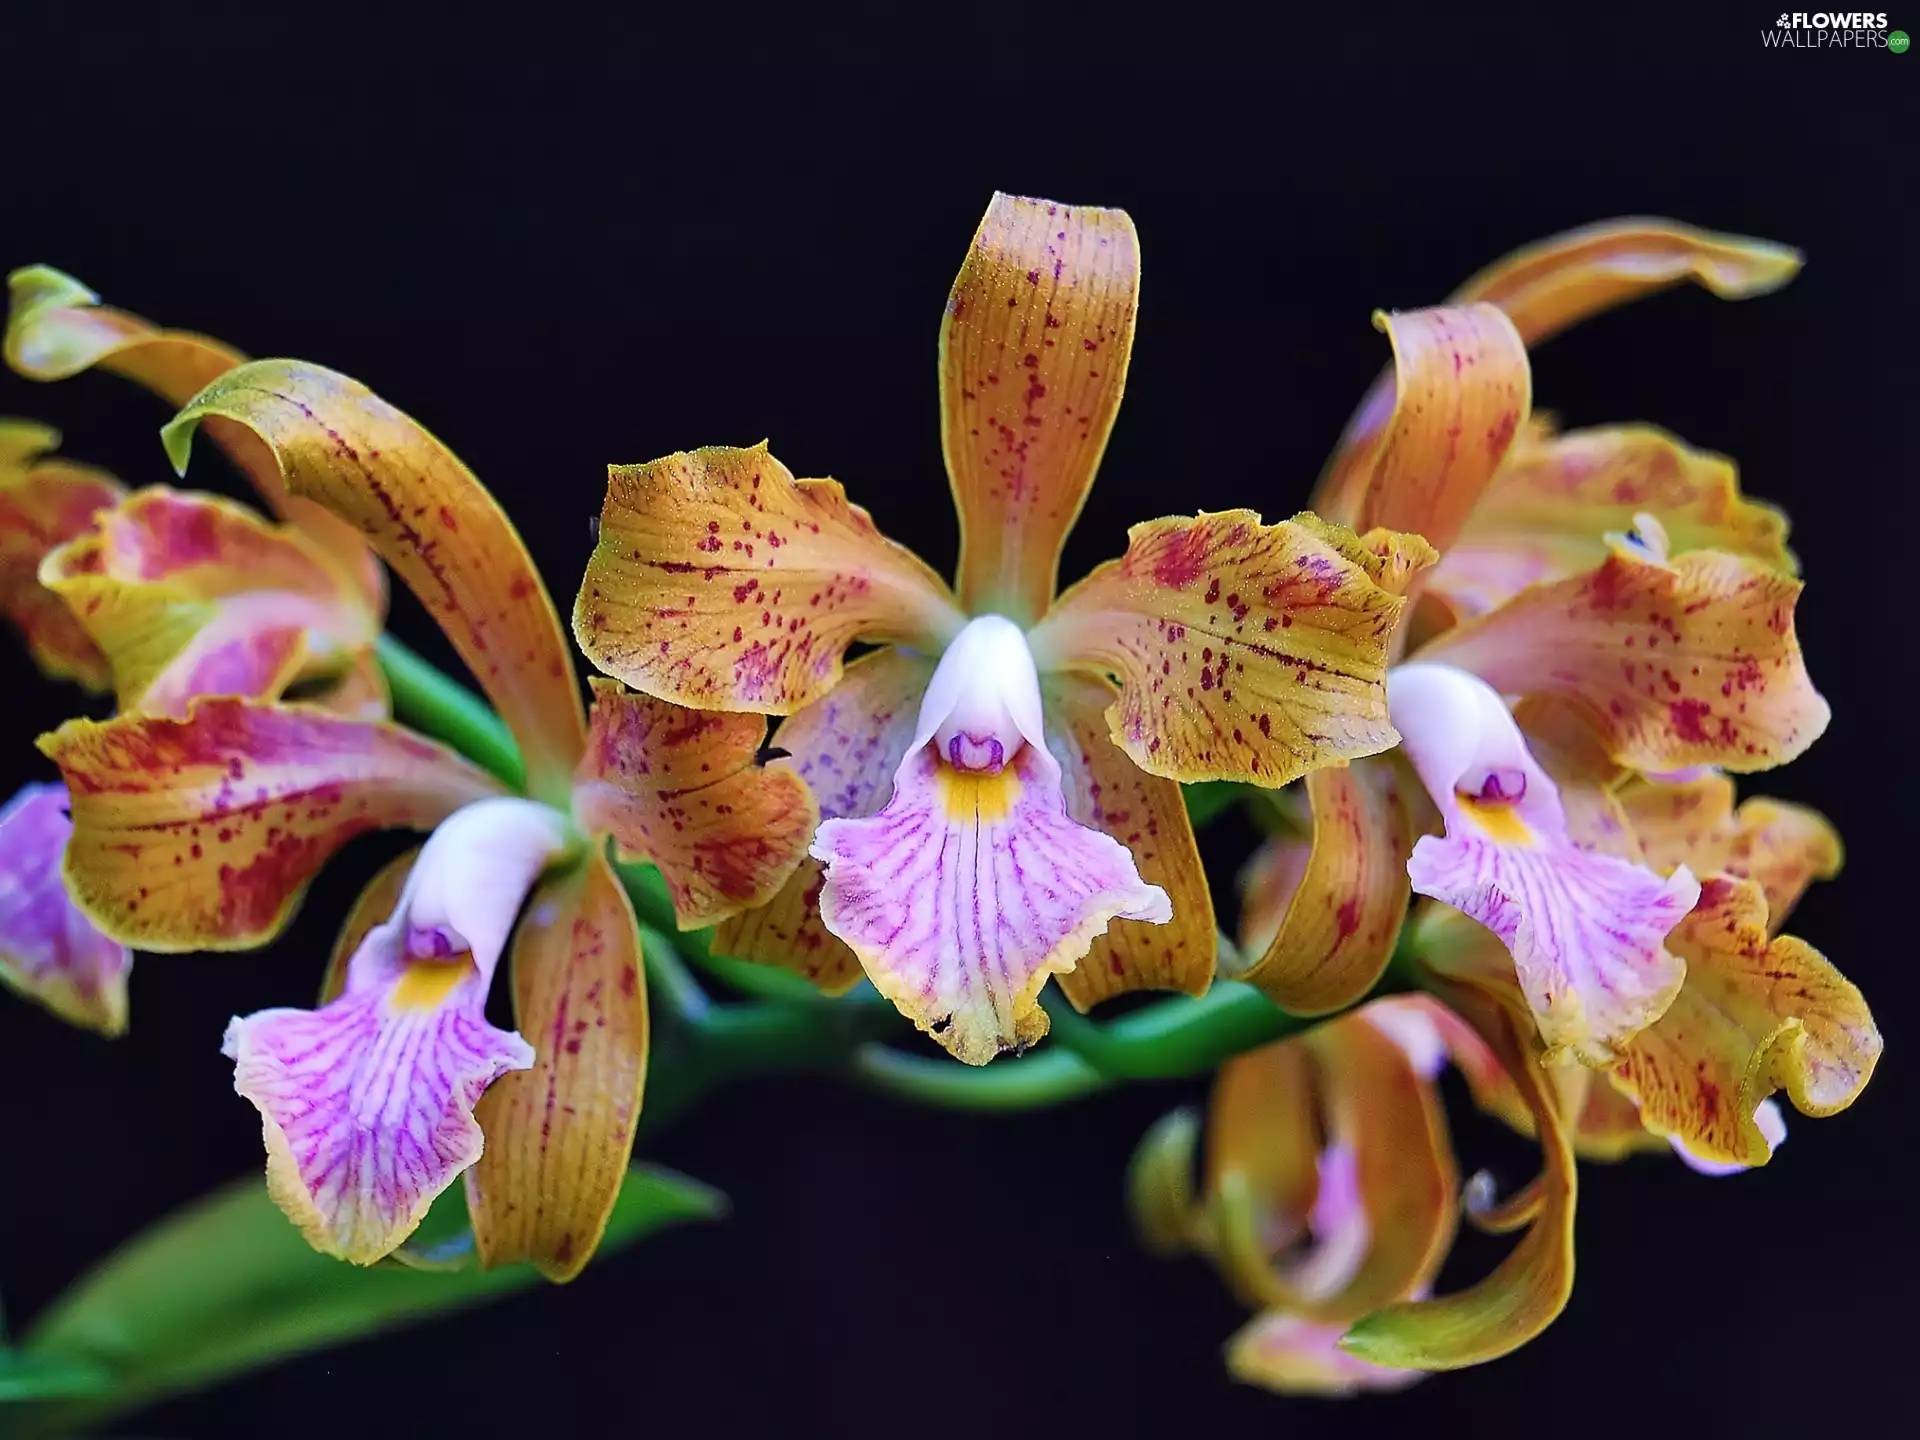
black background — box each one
[4,10,1914,1438]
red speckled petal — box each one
[1230,758,1413,1014]
[1027,512,1420,785]
[1608,875,1879,1168]
[39,699,505,949]
[162,361,582,803]
[942,193,1140,622]
[1315,221,1799,518]
[572,678,817,929]
[5,267,382,609]
[713,646,935,993]
[575,444,964,714]
[41,488,377,717]
[1428,424,1794,624]
[467,852,647,1281]
[1347,305,1532,555]
[1042,671,1214,1010]
[0,422,125,689]
[1415,540,1828,774]
[0,782,133,1035]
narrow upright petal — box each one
[572,678,817,928]
[42,699,505,948]
[1610,876,1879,1168]
[1390,663,1699,1064]
[713,647,935,992]
[5,267,380,605]
[1026,512,1423,784]
[0,422,124,688]
[942,193,1139,622]
[812,617,1168,1062]
[576,444,965,713]
[1416,536,1828,773]
[469,852,648,1280]
[40,488,376,716]
[163,361,583,803]
[1427,424,1794,623]
[224,798,570,1263]
[0,783,131,1034]
[1346,305,1532,554]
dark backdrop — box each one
[4,11,1914,1438]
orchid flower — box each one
[1234,222,1830,1069]
[38,361,817,1273]
[571,192,1424,1064]
[1128,992,1576,1392]
[0,274,393,1032]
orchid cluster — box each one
[0,195,1878,1410]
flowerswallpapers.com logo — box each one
[1763,10,1908,46]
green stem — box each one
[376,634,525,790]
[850,1044,1107,1110]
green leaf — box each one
[8,1164,723,1427]
[0,1352,113,1403]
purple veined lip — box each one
[1461,765,1528,804]
[945,732,1007,773]
[407,923,464,960]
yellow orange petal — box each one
[1340,992,1576,1371]
[1429,425,1795,623]
[1027,512,1417,785]
[0,434,124,689]
[1205,1038,1322,1278]
[572,679,817,929]
[1316,220,1798,535]
[5,267,380,608]
[943,193,1139,622]
[163,361,584,804]
[1349,305,1532,554]
[41,488,376,717]
[713,646,934,993]
[1452,219,1801,346]
[467,852,647,1281]
[576,444,964,714]
[1043,671,1215,1010]
[1609,875,1879,1167]
[40,699,504,949]
[1416,540,1827,773]
[1228,758,1412,1013]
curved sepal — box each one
[573,679,817,928]
[943,193,1139,622]
[1609,875,1879,1167]
[467,853,648,1281]
[1340,993,1576,1372]
[1027,512,1422,785]
[576,444,964,714]
[40,699,505,949]
[163,361,582,802]
[1043,671,1216,1009]
[1228,758,1412,1014]
[1349,305,1532,554]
